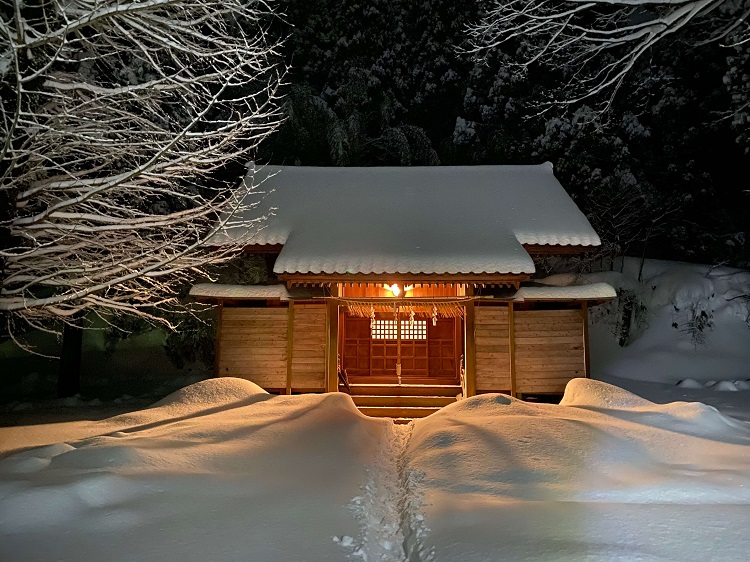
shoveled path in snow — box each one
[337,422,433,562]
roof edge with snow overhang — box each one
[512,282,616,302]
[189,283,324,301]
[213,163,601,276]
[190,281,616,304]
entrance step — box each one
[346,385,461,420]
[358,406,443,419]
[347,383,462,397]
[352,395,456,408]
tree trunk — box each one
[58,315,83,398]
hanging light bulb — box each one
[383,283,401,297]
[383,283,413,297]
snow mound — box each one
[713,380,739,392]
[559,379,750,437]
[676,378,705,389]
[424,391,548,421]
[676,378,750,392]
[407,379,750,560]
[151,376,267,408]
[0,442,76,474]
[649,400,750,436]
[0,387,388,561]
[559,378,654,409]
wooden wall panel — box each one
[474,305,511,392]
[217,308,288,390]
[291,304,326,391]
[514,308,585,394]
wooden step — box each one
[346,383,462,397]
[358,406,442,419]
[352,395,456,408]
[348,376,459,386]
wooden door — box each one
[342,316,371,377]
[341,314,461,383]
[428,318,459,379]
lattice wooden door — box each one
[341,314,460,382]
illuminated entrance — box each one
[338,284,466,385]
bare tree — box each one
[467,0,749,109]
[0,0,284,343]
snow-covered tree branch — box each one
[0,0,284,336]
[467,0,749,110]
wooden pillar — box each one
[464,288,476,398]
[213,302,224,378]
[286,301,295,394]
[396,304,402,384]
[508,302,517,398]
[325,285,340,392]
[582,301,591,378]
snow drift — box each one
[407,378,750,561]
[581,258,750,385]
[2,377,750,561]
[0,378,391,561]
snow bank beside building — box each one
[541,258,750,386]
[0,379,391,562]
[3,378,750,561]
[407,378,750,561]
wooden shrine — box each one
[192,164,616,413]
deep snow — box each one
[583,258,750,385]
[1,379,391,561]
[409,379,750,561]
[2,378,750,561]
[2,258,750,561]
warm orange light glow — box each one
[384,283,401,296]
[384,283,414,296]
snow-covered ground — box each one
[2,258,750,561]
[408,379,750,561]
[1,380,394,561]
[583,258,750,422]
[583,258,750,387]
[2,378,750,561]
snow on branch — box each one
[0,0,285,336]
[467,0,748,109]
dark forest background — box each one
[258,0,749,269]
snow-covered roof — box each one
[189,283,324,301]
[513,282,616,302]
[216,163,600,276]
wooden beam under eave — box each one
[464,287,476,398]
[286,301,295,395]
[522,243,598,256]
[508,302,517,398]
[582,301,591,378]
[241,243,284,254]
